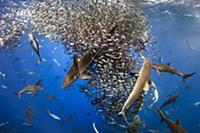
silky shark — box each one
[14,79,43,99]
[62,25,116,88]
[62,44,106,89]
[119,58,152,123]
[160,94,180,109]
[157,108,187,133]
[28,33,45,63]
[62,52,94,88]
[152,63,195,82]
[14,85,43,99]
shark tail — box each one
[13,92,21,99]
[182,72,196,82]
[37,57,46,64]
[157,108,165,123]
[118,111,130,126]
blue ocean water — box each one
[0,1,200,133]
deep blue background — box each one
[0,1,200,133]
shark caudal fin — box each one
[118,111,130,126]
[13,92,21,99]
[37,57,46,64]
[182,72,196,82]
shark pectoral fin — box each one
[31,91,36,97]
[156,69,161,77]
[79,73,92,80]
[167,62,171,66]
[175,118,180,125]
[143,82,149,92]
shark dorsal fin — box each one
[175,118,180,125]
[167,62,171,66]
[156,69,161,77]
[35,79,42,86]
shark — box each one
[14,85,43,99]
[14,79,43,99]
[62,25,116,88]
[62,52,94,88]
[157,108,187,133]
[152,63,195,82]
[160,94,180,109]
[119,58,152,123]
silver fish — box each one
[53,58,61,66]
[47,110,61,120]
[193,101,200,106]
[0,72,6,79]
[1,85,7,89]
[0,121,9,127]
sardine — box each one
[53,58,61,66]
[0,121,9,127]
[47,110,61,120]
